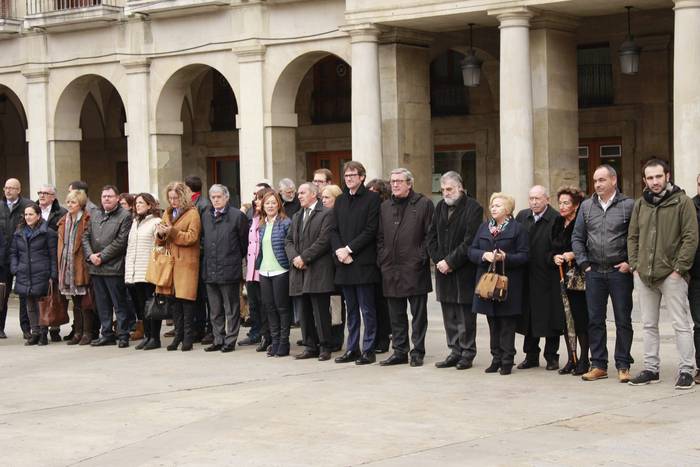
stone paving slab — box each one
[0,294,698,466]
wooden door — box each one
[306,151,352,186]
[578,137,622,195]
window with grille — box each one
[577,45,614,108]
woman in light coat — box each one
[155,182,201,351]
[125,193,162,350]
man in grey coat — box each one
[285,182,336,361]
[82,185,132,347]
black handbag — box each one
[145,294,173,321]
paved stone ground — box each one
[1,293,698,466]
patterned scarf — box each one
[488,217,510,237]
[59,212,86,296]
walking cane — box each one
[558,264,578,365]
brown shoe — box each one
[618,368,632,383]
[78,335,92,345]
[66,335,82,346]
[582,367,608,381]
[129,321,144,341]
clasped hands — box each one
[482,249,506,263]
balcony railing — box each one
[26,0,117,15]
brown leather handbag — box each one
[475,256,509,302]
[39,281,70,327]
[145,246,175,287]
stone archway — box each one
[154,64,240,204]
[270,51,352,185]
[0,86,29,191]
[52,74,127,196]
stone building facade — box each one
[0,0,697,210]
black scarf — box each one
[643,182,677,206]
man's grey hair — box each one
[530,184,549,198]
[209,184,229,198]
[440,171,463,189]
[596,164,617,178]
[390,168,414,187]
[300,182,319,196]
[40,183,57,193]
[278,178,296,191]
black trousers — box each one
[296,293,332,353]
[487,315,518,366]
[247,281,268,340]
[440,302,477,361]
[260,274,291,346]
[171,298,195,344]
[689,277,700,368]
[387,294,428,358]
[92,275,131,341]
[523,334,560,363]
[128,282,160,340]
[374,283,391,350]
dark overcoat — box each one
[468,219,529,317]
[285,202,335,296]
[0,196,32,265]
[330,184,381,285]
[427,193,483,304]
[201,205,249,284]
[10,221,58,297]
[36,198,67,232]
[377,191,434,298]
[515,207,565,337]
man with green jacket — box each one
[628,159,698,390]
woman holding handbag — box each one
[57,190,93,345]
[468,193,529,375]
[10,204,58,346]
[155,182,201,352]
[551,186,589,375]
[125,193,162,350]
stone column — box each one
[151,121,184,197]
[344,24,384,180]
[235,43,267,198]
[530,13,579,193]
[673,0,700,191]
[379,29,433,195]
[264,112,298,183]
[23,68,57,196]
[489,7,535,210]
[123,59,153,194]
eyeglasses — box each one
[390,179,408,185]
[313,179,326,184]
[344,173,360,179]
[37,191,55,196]
[4,186,19,191]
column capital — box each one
[233,43,266,63]
[488,6,535,28]
[121,58,151,74]
[378,27,434,48]
[22,67,49,83]
[530,11,579,33]
[674,0,700,10]
[340,23,385,43]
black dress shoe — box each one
[200,333,214,345]
[558,361,575,375]
[380,353,408,366]
[238,336,260,346]
[295,350,319,360]
[118,339,129,348]
[135,338,150,350]
[335,351,359,363]
[256,338,271,352]
[181,342,193,351]
[572,360,589,376]
[49,330,62,342]
[410,355,424,367]
[516,359,539,370]
[25,334,40,346]
[23,331,32,340]
[318,352,331,361]
[204,344,222,352]
[435,354,460,369]
[144,339,161,350]
[63,329,75,341]
[484,361,501,373]
[355,352,376,365]
[456,358,473,370]
[546,360,560,371]
[499,364,513,375]
[38,333,49,346]
[91,337,117,347]
[221,344,235,353]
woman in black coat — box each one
[10,204,58,346]
[468,193,528,375]
[551,186,589,375]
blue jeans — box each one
[92,275,131,341]
[585,269,634,370]
[343,284,377,353]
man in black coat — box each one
[515,185,564,371]
[201,184,248,353]
[331,161,381,365]
[285,182,336,361]
[36,183,68,341]
[0,177,32,339]
[428,171,483,370]
[378,168,435,367]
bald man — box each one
[0,178,32,338]
[515,185,565,371]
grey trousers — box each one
[26,296,47,336]
[635,273,696,374]
[206,283,241,346]
[440,302,477,361]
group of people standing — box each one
[0,158,698,390]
